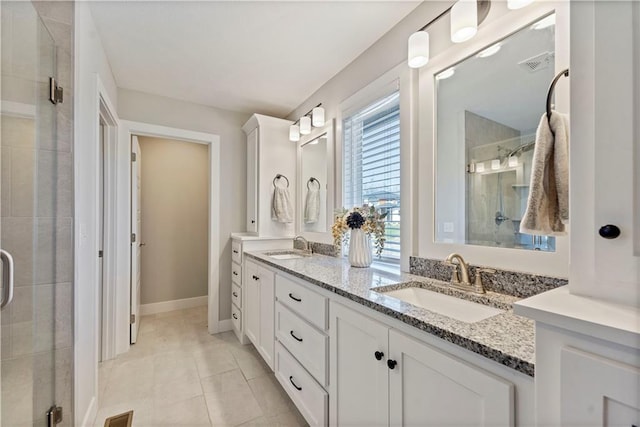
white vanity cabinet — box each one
[242,114,296,238]
[244,258,276,369]
[330,301,514,427]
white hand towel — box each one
[271,185,293,223]
[520,111,569,236]
[304,188,320,224]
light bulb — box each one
[451,0,478,43]
[300,116,311,135]
[312,107,325,127]
[408,31,430,68]
[289,124,300,142]
[508,0,534,10]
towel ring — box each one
[307,177,321,190]
[546,68,569,126]
[273,174,289,188]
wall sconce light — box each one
[289,103,325,141]
[289,124,300,142]
[475,162,485,173]
[407,1,491,69]
[507,0,534,10]
[312,106,325,127]
[508,156,518,167]
[451,0,478,43]
[491,159,501,170]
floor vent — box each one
[103,411,133,427]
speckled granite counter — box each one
[245,251,535,377]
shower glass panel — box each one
[1,2,63,426]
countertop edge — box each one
[245,252,536,377]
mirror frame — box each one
[296,119,335,243]
[418,2,570,277]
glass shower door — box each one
[1,2,66,426]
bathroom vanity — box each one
[239,250,536,426]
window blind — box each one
[343,91,400,260]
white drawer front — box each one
[276,275,327,330]
[231,262,242,285]
[231,304,242,331]
[231,241,242,264]
[231,283,242,308]
[276,303,328,387]
[275,342,328,427]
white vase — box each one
[349,229,373,268]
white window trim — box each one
[336,62,416,272]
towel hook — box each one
[546,68,569,126]
[307,177,321,190]
[273,174,289,188]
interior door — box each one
[130,136,142,343]
[1,2,66,425]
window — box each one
[343,91,400,261]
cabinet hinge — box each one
[46,405,63,427]
[130,314,136,324]
[98,250,103,258]
[131,233,136,243]
[131,152,137,162]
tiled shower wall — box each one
[1,1,74,426]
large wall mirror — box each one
[418,2,569,277]
[297,120,335,240]
[435,13,557,252]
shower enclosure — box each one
[1,1,73,426]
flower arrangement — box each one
[332,205,387,257]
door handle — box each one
[0,250,15,309]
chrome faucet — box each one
[444,253,471,286]
[293,236,311,255]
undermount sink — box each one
[265,250,310,260]
[378,287,503,323]
[269,253,305,260]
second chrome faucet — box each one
[443,253,493,294]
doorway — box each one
[131,136,210,339]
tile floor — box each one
[94,306,308,427]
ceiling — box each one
[89,1,422,117]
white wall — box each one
[74,2,119,425]
[117,88,250,321]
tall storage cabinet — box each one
[241,114,296,238]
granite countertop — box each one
[245,250,535,377]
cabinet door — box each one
[330,302,389,427]
[246,128,258,233]
[257,265,275,370]
[244,259,260,345]
[388,330,514,427]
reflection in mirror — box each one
[435,13,557,251]
[301,135,328,232]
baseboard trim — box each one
[140,295,208,316]
[218,319,233,333]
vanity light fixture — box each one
[451,0,478,43]
[312,106,325,127]
[289,103,324,141]
[476,42,501,58]
[289,124,300,142]
[407,1,491,69]
[491,159,501,170]
[507,0,534,10]
[508,156,518,167]
[475,162,485,173]
[436,67,456,80]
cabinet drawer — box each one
[231,304,242,332]
[275,342,328,427]
[232,241,242,264]
[276,302,328,387]
[232,283,242,308]
[231,262,242,285]
[276,275,327,330]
